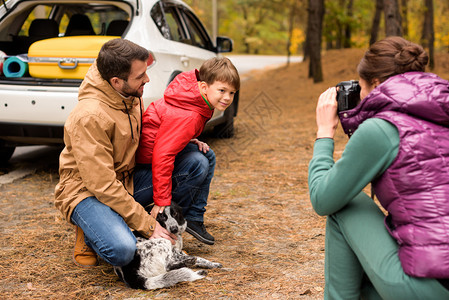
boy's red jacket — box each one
[136,69,214,206]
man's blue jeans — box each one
[71,143,215,266]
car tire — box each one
[212,102,235,138]
[167,71,182,85]
[0,141,15,164]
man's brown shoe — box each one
[73,226,98,268]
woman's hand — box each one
[316,87,339,139]
[190,138,210,153]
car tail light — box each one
[147,51,156,68]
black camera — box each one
[336,80,361,112]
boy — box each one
[135,57,240,245]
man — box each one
[54,39,175,268]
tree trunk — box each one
[400,0,408,37]
[306,0,324,83]
[384,0,402,36]
[422,0,434,69]
[303,3,311,61]
[287,0,299,66]
[344,0,354,48]
[335,22,342,49]
[241,6,251,54]
[370,0,383,45]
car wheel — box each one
[0,141,15,164]
[212,102,235,138]
[167,71,182,85]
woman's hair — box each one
[357,36,428,84]
[97,38,149,82]
[199,57,240,91]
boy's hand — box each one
[190,138,210,153]
[150,205,165,219]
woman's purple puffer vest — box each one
[339,72,449,278]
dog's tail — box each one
[144,268,207,290]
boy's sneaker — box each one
[186,220,215,245]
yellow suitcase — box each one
[28,36,119,79]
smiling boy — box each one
[135,57,240,245]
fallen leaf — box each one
[27,282,36,290]
[300,289,312,295]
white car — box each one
[0,0,237,163]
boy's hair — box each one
[97,38,149,82]
[199,57,240,90]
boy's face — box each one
[200,80,236,111]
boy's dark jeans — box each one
[133,142,216,223]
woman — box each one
[308,36,449,299]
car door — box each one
[174,4,217,69]
[153,1,216,73]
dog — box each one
[114,203,222,290]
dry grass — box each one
[1,49,449,299]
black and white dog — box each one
[114,203,222,290]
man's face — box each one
[118,59,149,98]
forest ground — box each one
[1,48,449,299]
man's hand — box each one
[149,205,176,244]
[190,138,210,153]
[150,221,177,245]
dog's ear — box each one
[170,202,186,225]
[156,208,168,229]
[170,202,183,216]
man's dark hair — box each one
[96,38,149,82]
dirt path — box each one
[1,49,448,299]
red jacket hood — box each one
[164,69,214,119]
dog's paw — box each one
[196,270,208,276]
[194,257,223,269]
[206,262,222,268]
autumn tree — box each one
[323,0,346,49]
[343,0,354,48]
[370,0,384,44]
[323,0,361,49]
[400,0,409,37]
[185,0,449,56]
[305,0,324,82]
[286,0,300,65]
[384,0,402,36]
[422,0,434,69]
